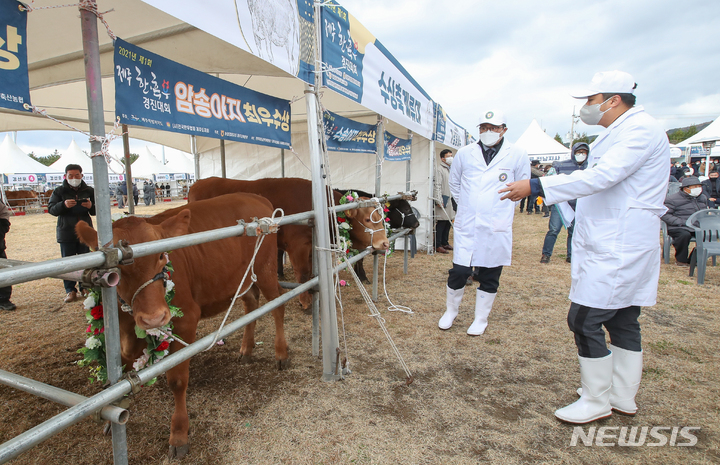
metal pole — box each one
[428,113,437,254]
[404,129,412,275]
[122,124,134,215]
[372,115,383,302]
[281,148,286,178]
[80,4,128,464]
[220,139,226,178]
[191,136,200,182]
[311,227,320,357]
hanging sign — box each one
[434,103,466,149]
[7,173,40,184]
[323,110,377,154]
[0,1,30,112]
[114,38,292,149]
[384,132,411,161]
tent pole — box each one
[220,139,226,178]
[81,4,128,464]
[191,136,200,181]
[405,129,412,275]
[372,115,383,302]
[122,125,134,215]
[428,112,437,254]
[281,148,285,178]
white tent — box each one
[49,139,93,172]
[681,117,720,145]
[130,146,169,179]
[514,119,570,163]
[0,134,57,175]
[161,150,194,174]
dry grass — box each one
[0,204,718,464]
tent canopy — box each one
[0,134,58,174]
[514,119,570,162]
[129,146,169,178]
[681,116,720,145]
[49,139,93,173]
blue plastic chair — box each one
[686,209,720,284]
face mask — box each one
[688,187,702,197]
[444,156,453,165]
[67,178,82,188]
[479,131,502,147]
[579,97,612,125]
[575,153,587,164]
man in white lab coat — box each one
[438,110,530,335]
[499,71,670,424]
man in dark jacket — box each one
[0,201,15,310]
[661,176,707,266]
[48,164,96,302]
[540,142,589,263]
[702,170,720,208]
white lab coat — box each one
[449,140,530,267]
[540,106,670,309]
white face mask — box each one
[67,178,82,188]
[575,153,587,164]
[444,156,453,165]
[479,131,502,147]
[688,187,702,197]
[579,97,613,125]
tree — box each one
[572,132,596,144]
[29,149,61,166]
[554,133,563,144]
[120,153,140,168]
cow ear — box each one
[76,221,99,250]
[160,209,191,238]
[344,208,358,219]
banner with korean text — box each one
[114,38,291,149]
[434,104,467,149]
[320,1,433,139]
[0,0,30,112]
[323,110,377,154]
[384,132,411,162]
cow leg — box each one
[287,242,313,310]
[353,258,370,284]
[277,249,285,279]
[239,285,261,361]
[255,280,289,370]
[166,321,197,460]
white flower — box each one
[339,222,351,230]
[145,328,166,339]
[85,336,101,350]
[133,349,151,371]
[83,294,96,310]
[165,279,175,295]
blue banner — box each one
[114,38,291,149]
[323,110,377,154]
[0,1,29,112]
[384,132,412,161]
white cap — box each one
[478,110,506,127]
[572,70,637,99]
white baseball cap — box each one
[572,70,637,99]
[478,110,506,127]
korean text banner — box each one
[434,104,467,149]
[323,110,377,154]
[320,2,433,139]
[0,1,29,112]
[114,38,291,149]
[384,132,411,162]
[142,0,315,83]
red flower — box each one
[337,217,346,223]
[90,305,103,320]
[156,340,170,352]
[384,217,390,222]
[383,207,390,212]
[86,324,92,333]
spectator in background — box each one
[165,183,171,198]
[526,160,545,215]
[0,201,16,311]
[702,170,720,208]
[662,176,707,266]
[434,149,454,254]
[48,164,96,303]
[116,182,125,209]
[132,182,139,206]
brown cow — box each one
[39,189,54,206]
[76,193,288,459]
[188,177,389,309]
[4,190,39,210]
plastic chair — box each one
[661,221,696,264]
[686,209,720,284]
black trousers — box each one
[0,248,11,302]
[436,220,451,247]
[447,263,503,293]
[667,227,694,263]
[567,303,642,358]
[60,241,90,293]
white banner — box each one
[8,173,39,184]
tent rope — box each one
[382,251,413,314]
[19,0,118,41]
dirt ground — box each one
[0,201,718,465]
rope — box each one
[203,209,284,351]
[382,251,413,314]
[19,0,118,40]
[288,146,311,173]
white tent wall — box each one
[199,133,434,251]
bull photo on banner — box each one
[384,132,411,162]
[323,110,377,154]
[114,38,292,149]
[0,0,30,112]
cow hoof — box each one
[362,279,371,285]
[168,443,189,460]
[277,358,291,371]
[239,354,255,364]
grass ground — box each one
[0,202,717,464]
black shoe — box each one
[519,209,524,213]
[566,257,571,263]
[0,301,17,311]
[542,214,550,218]
[540,254,550,264]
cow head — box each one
[345,200,390,251]
[386,199,419,230]
[76,210,192,330]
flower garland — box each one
[77,260,183,386]
[337,191,359,258]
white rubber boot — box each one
[467,290,495,336]
[608,344,643,415]
[555,353,613,424]
[438,286,464,330]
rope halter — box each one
[120,254,171,315]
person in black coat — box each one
[701,170,720,208]
[0,202,15,310]
[48,164,96,303]
[661,176,707,266]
